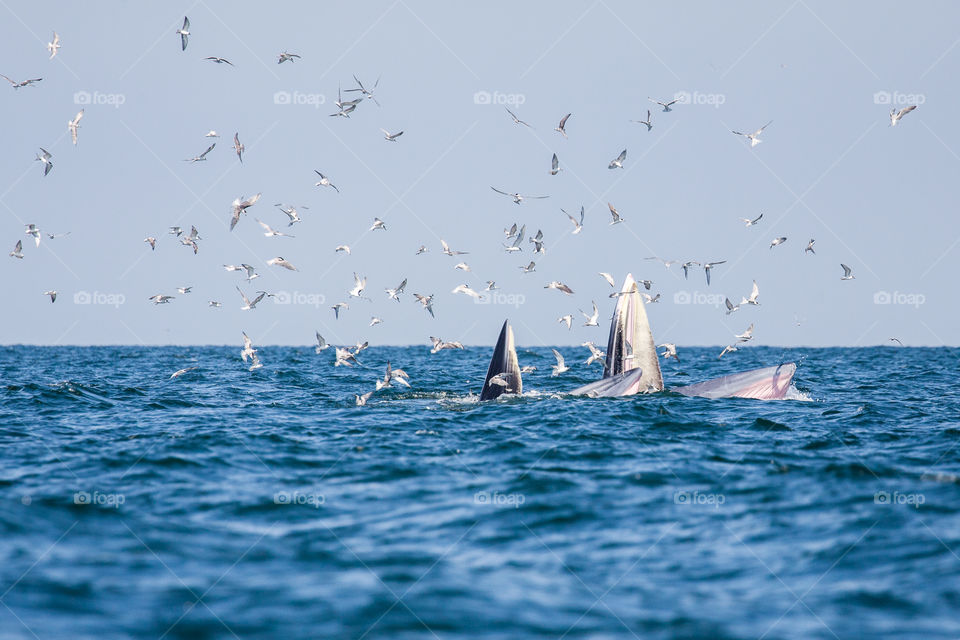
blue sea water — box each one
[1,345,958,640]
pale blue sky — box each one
[2,1,958,347]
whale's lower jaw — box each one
[568,368,647,397]
[479,320,523,401]
[671,363,797,399]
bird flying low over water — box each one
[551,349,569,376]
[430,336,463,353]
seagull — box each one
[169,226,183,236]
[144,237,156,250]
[703,261,726,285]
[209,301,221,307]
[414,293,435,318]
[890,105,916,127]
[805,239,816,255]
[248,352,263,371]
[415,245,428,255]
[608,202,624,225]
[205,131,220,138]
[331,302,349,319]
[345,74,381,106]
[529,227,544,251]
[237,286,266,310]
[43,290,57,303]
[314,170,339,192]
[47,32,60,59]
[240,332,257,362]
[638,279,653,290]
[68,110,83,145]
[185,143,216,162]
[376,361,411,390]
[369,217,387,231]
[314,332,329,353]
[148,294,174,305]
[550,153,561,175]
[740,213,763,227]
[580,301,599,326]
[491,186,549,205]
[735,324,754,342]
[430,337,464,354]
[240,264,259,281]
[598,272,616,288]
[519,261,536,273]
[233,133,244,163]
[724,298,740,315]
[385,278,407,301]
[9,240,23,259]
[46,232,70,240]
[608,149,627,169]
[25,224,41,247]
[718,344,739,359]
[452,284,481,299]
[267,256,298,271]
[180,226,200,254]
[177,286,192,294]
[277,51,301,64]
[440,239,468,256]
[504,223,518,238]
[658,343,679,362]
[35,148,53,176]
[348,272,366,297]
[631,109,653,131]
[889,337,904,347]
[355,391,373,406]
[583,342,605,366]
[380,128,403,142]
[485,281,498,291]
[454,262,471,272]
[545,281,574,294]
[520,366,537,374]
[505,107,532,128]
[551,349,570,376]
[648,97,679,112]
[275,204,307,226]
[769,237,787,249]
[732,121,772,147]
[840,263,855,280]
[335,346,358,367]
[256,219,294,238]
[335,244,351,255]
[563,206,584,234]
[641,293,661,304]
[170,367,197,379]
[370,317,383,327]
[230,193,261,230]
[176,16,190,51]
[204,56,233,65]
[554,113,571,138]
[681,261,701,280]
[486,372,513,388]
[0,75,42,89]
[503,224,525,252]
[558,314,573,330]
[741,280,761,306]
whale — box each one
[479,319,523,401]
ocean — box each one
[1,345,958,639]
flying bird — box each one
[518,261,536,273]
[741,281,761,306]
[554,113,571,138]
[769,237,787,249]
[550,153,561,175]
[204,56,233,65]
[237,286,266,310]
[47,32,61,59]
[267,256,298,271]
[551,349,570,376]
[277,51,301,64]
[491,186,549,205]
[144,237,156,250]
[314,170,339,192]
[452,284,481,299]
[0,74,42,89]
[176,16,190,51]
[230,193,261,230]
[658,343,679,362]
[414,293,435,318]
[608,202,624,225]
[256,219,294,238]
[703,261,726,286]
[740,213,763,227]
[724,298,740,315]
[185,143,216,162]
[233,133,244,163]
[331,302,349,319]
[345,74,381,106]
[430,336,464,353]
[889,105,916,127]
[648,97,679,112]
[385,278,407,301]
[631,110,653,131]
[170,367,197,379]
[380,128,403,142]
[35,148,53,176]
[544,281,574,294]
[68,110,83,145]
[9,240,23,259]
[580,301,599,326]
[335,244,351,255]
[440,239,468,256]
[43,290,57,303]
[25,224,41,247]
[558,314,573,330]
[148,294,175,305]
[732,121,772,147]
[681,261,701,280]
[583,342,605,366]
[562,206,584,234]
[315,332,329,353]
[505,107,532,128]
[369,217,386,231]
[348,272,366,297]
[608,149,627,169]
[599,272,616,287]
[840,264,855,280]
[275,203,307,226]
[805,239,816,255]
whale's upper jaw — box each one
[480,320,523,401]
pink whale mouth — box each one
[671,363,797,400]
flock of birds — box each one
[7,18,920,404]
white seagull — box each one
[68,110,83,145]
[840,264,855,280]
[732,121,772,147]
[608,149,627,169]
[551,349,570,376]
[176,16,190,51]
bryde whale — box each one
[479,274,797,400]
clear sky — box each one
[2,1,958,347]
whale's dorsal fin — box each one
[602,273,663,392]
[479,319,523,401]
